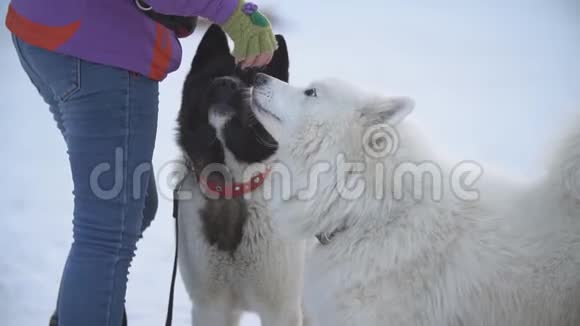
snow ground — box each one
[1,1,579,325]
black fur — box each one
[199,198,248,253]
[176,25,289,253]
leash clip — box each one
[135,0,153,11]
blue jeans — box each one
[12,36,159,326]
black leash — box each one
[165,180,184,326]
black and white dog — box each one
[175,26,306,326]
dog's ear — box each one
[263,35,289,82]
[191,25,233,71]
[359,97,414,127]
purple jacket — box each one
[5,0,237,80]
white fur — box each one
[252,74,580,326]
[176,126,308,326]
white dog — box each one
[251,73,580,326]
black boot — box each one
[48,308,128,326]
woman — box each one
[5,0,277,325]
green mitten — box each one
[220,0,278,62]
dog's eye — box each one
[304,88,318,98]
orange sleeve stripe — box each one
[149,23,172,80]
[5,4,80,51]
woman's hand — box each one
[220,1,277,69]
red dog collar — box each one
[199,167,272,198]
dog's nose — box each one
[215,77,238,92]
[254,73,270,87]
[209,77,239,103]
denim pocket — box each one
[56,57,81,103]
[12,35,81,104]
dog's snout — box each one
[254,73,270,87]
[215,77,238,91]
[209,77,239,103]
